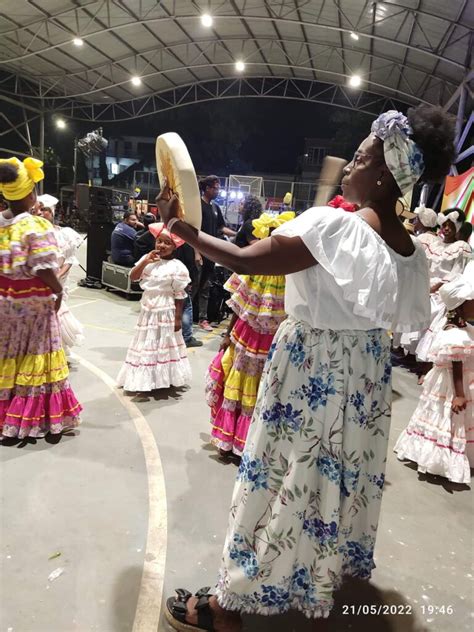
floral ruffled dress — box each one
[0,212,82,438]
[215,207,430,618]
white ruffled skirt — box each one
[57,300,84,350]
[415,293,445,361]
[394,363,474,485]
[117,304,191,392]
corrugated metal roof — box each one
[0,0,471,119]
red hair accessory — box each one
[149,222,185,248]
[328,195,358,213]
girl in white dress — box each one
[415,207,471,362]
[41,200,84,351]
[393,204,439,356]
[117,223,191,393]
[395,261,474,484]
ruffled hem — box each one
[0,386,82,439]
[211,408,252,456]
[117,360,191,392]
[394,430,471,485]
[215,586,332,619]
[216,567,373,619]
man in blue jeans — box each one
[175,242,203,348]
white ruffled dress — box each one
[55,226,85,350]
[216,208,430,618]
[117,257,191,392]
[414,234,471,361]
[395,322,474,484]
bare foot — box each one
[175,595,242,632]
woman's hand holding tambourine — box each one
[156,178,181,226]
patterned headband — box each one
[371,110,424,196]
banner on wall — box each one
[441,167,474,223]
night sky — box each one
[2,98,386,188]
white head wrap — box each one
[37,193,59,210]
[371,110,425,196]
[439,260,474,311]
[414,205,437,228]
[437,210,463,232]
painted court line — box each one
[69,299,99,309]
[73,353,167,632]
[82,323,130,334]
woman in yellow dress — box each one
[0,157,82,439]
[206,211,293,460]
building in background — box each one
[105,135,156,180]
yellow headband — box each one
[252,211,295,240]
[0,156,44,201]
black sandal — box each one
[165,587,215,631]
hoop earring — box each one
[376,180,382,186]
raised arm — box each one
[157,192,316,276]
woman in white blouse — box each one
[159,106,455,632]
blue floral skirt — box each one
[216,318,392,618]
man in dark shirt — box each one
[111,211,139,266]
[133,213,156,260]
[195,175,235,330]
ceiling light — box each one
[235,60,245,72]
[201,14,213,27]
[350,32,359,41]
[131,76,142,86]
[348,74,362,88]
[73,38,84,46]
[56,118,66,129]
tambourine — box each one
[155,132,202,229]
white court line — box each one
[72,353,167,632]
[69,299,99,309]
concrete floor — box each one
[1,243,473,632]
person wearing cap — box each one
[0,157,82,439]
[395,260,474,484]
[117,223,192,393]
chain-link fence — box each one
[133,169,322,216]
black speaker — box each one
[85,223,114,280]
[76,184,130,224]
